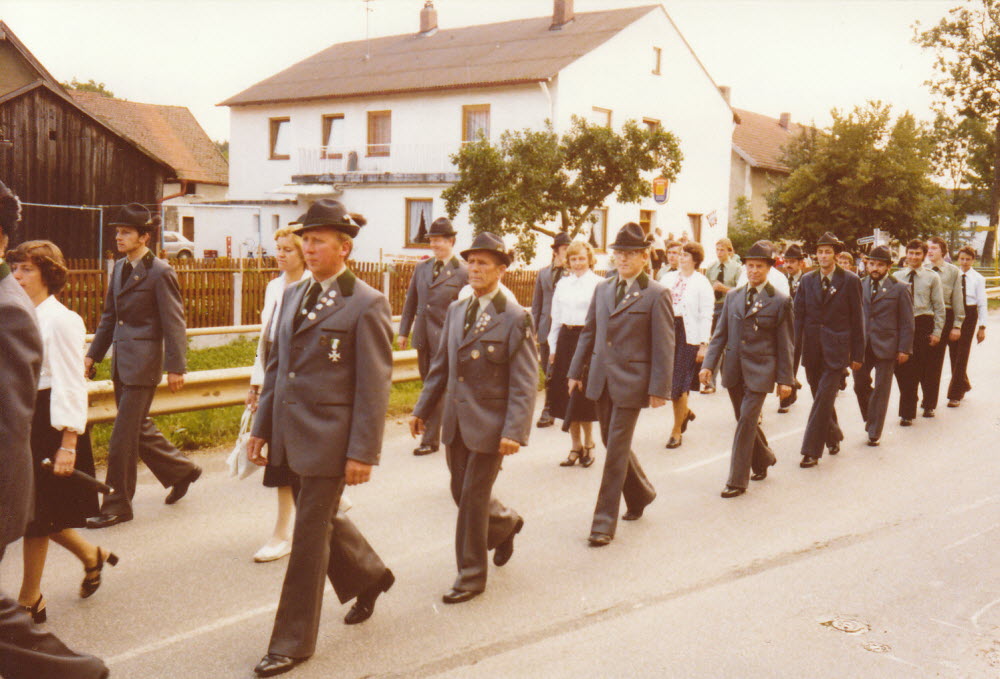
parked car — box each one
[163,230,195,259]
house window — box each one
[269,117,290,160]
[591,107,612,128]
[462,104,491,143]
[272,215,280,232]
[321,114,345,159]
[367,110,391,157]
[405,198,433,248]
[652,46,662,75]
[591,208,609,252]
[639,210,654,235]
[181,216,195,241]
[687,213,703,243]
[183,182,198,195]
[643,118,661,133]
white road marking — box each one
[943,523,1000,551]
[930,618,975,634]
[971,595,1000,631]
[672,427,805,473]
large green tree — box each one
[442,116,683,260]
[916,0,1000,263]
[60,78,115,98]
[767,102,952,248]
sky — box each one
[1,0,957,142]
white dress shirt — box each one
[660,270,714,345]
[736,265,790,297]
[36,295,88,434]
[458,281,515,303]
[962,268,988,327]
[251,270,312,386]
[548,270,602,349]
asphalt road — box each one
[3,316,999,679]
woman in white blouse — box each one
[9,240,115,624]
[548,240,601,467]
[657,242,714,449]
[245,226,310,563]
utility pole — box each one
[364,0,375,61]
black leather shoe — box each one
[867,438,880,447]
[254,654,303,677]
[413,444,438,456]
[622,507,644,521]
[828,442,840,455]
[588,533,613,547]
[721,486,745,498]
[777,406,790,414]
[165,466,202,505]
[535,411,554,428]
[493,518,523,566]
[922,409,935,418]
[900,418,912,427]
[85,513,133,530]
[344,569,394,625]
[681,410,696,433]
[750,469,768,481]
[442,588,481,604]
[799,456,818,468]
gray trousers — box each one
[706,309,723,389]
[725,384,776,489]
[592,390,656,537]
[416,346,443,449]
[800,360,844,459]
[100,379,198,516]
[269,476,386,659]
[853,346,895,441]
[446,430,521,593]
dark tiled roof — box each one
[733,108,807,173]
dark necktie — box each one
[615,279,628,306]
[464,298,480,335]
[871,282,878,302]
[293,280,322,330]
[961,272,967,303]
[121,261,133,288]
[554,267,565,286]
[715,265,725,300]
[433,260,443,280]
[908,270,916,289]
[746,287,756,312]
[821,276,830,299]
[933,266,941,273]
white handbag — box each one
[227,407,263,480]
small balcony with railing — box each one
[293,143,462,185]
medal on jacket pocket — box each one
[328,338,342,363]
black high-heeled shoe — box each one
[21,594,46,624]
[579,445,596,468]
[81,548,119,599]
[560,450,581,467]
[681,410,696,433]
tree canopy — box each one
[766,102,953,249]
[441,116,683,261]
[60,78,115,98]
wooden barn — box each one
[0,21,171,258]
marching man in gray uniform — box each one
[568,223,673,547]
[533,231,570,427]
[700,241,794,498]
[85,203,201,528]
[853,245,913,446]
[398,217,468,456]
[410,232,537,605]
[248,200,395,677]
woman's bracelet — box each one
[58,447,76,453]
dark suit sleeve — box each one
[502,314,538,445]
[252,286,298,442]
[848,275,865,364]
[793,279,806,354]
[413,301,455,420]
[648,287,675,400]
[567,288,598,381]
[776,295,795,386]
[703,291,730,372]
[398,266,419,338]
[155,266,187,374]
[897,287,914,355]
[346,295,393,465]
[530,270,545,331]
[86,266,117,362]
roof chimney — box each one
[778,112,791,129]
[550,0,575,30]
[419,0,438,36]
[718,85,731,104]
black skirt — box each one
[24,389,100,538]
[548,325,597,424]
[671,318,700,400]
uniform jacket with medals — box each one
[398,256,468,352]
[861,274,914,360]
[414,290,538,454]
[568,272,675,409]
[87,251,187,385]
[793,266,865,372]
[252,270,393,477]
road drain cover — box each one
[820,616,870,634]
[863,642,891,654]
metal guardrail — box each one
[85,319,403,343]
[86,350,421,424]
[987,286,1000,299]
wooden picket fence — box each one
[63,257,542,332]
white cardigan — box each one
[250,270,311,386]
[36,295,88,434]
[658,269,714,346]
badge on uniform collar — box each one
[471,349,481,360]
[328,338,342,363]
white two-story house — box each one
[219,1,734,264]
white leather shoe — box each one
[253,539,291,563]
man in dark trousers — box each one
[84,203,201,528]
[922,236,965,417]
[700,241,794,498]
[397,217,468,456]
[247,200,395,677]
[532,231,569,427]
[0,180,108,679]
[852,246,914,446]
[568,223,673,547]
[947,246,989,407]
[410,232,536,604]
[778,243,806,413]
[794,232,864,468]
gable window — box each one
[321,114,345,159]
[639,209,654,235]
[181,216,195,241]
[652,46,662,75]
[367,110,391,157]
[643,118,661,133]
[591,208,608,252]
[462,104,491,143]
[269,117,290,160]
[591,107,612,128]
[687,213,703,243]
[405,198,433,248]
